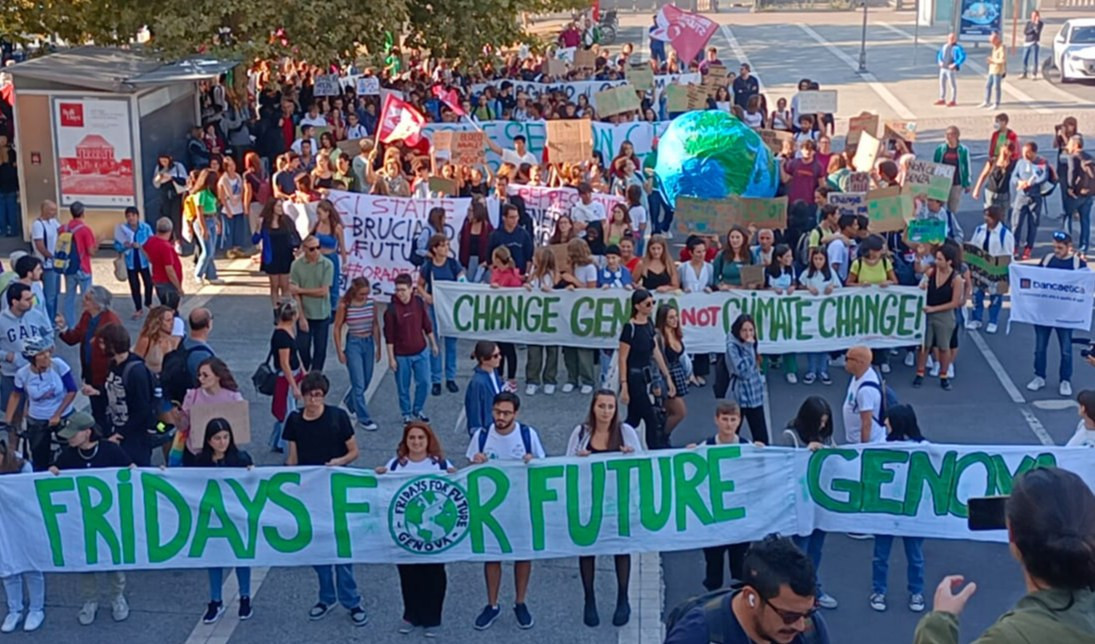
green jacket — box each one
[933,143,971,189]
[914,588,1095,644]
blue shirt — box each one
[664,591,830,644]
[1042,253,1087,270]
[597,265,633,288]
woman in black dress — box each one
[252,200,300,310]
[655,303,689,441]
[618,289,675,449]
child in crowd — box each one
[1069,390,1095,447]
[799,249,842,385]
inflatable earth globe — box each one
[655,110,780,207]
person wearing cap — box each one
[59,201,97,328]
[4,337,77,471]
[49,412,132,626]
[1028,231,1087,398]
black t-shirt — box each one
[620,320,656,372]
[282,406,354,465]
[54,441,133,470]
[271,328,300,373]
[194,450,254,468]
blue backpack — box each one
[856,377,899,426]
[476,423,533,456]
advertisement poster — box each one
[958,0,1003,40]
[52,98,136,208]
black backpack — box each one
[665,586,827,643]
[160,338,214,405]
[1078,154,1095,197]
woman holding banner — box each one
[562,239,599,394]
[566,390,641,627]
[418,235,465,396]
[618,289,675,449]
[966,206,1014,334]
[632,236,678,294]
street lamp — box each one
[858,0,869,73]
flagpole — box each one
[462,115,483,132]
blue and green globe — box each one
[403,490,460,543]
[655,110,780,207]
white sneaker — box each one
[1,612,21,633]
[111,595,129,622]
[785,373,797,384]
[78,602,97,626]
[580,384,593,395]
[1061,381,1073,397]
[1027,376,1046,391]
[22,610,43,632]
[903,352,915,367]
[977,101,989,108]
[965,319,982,330]
[985,323,998,334]
[880,363,891,374]
[946,364,955,379]
[543,384,556,395]
[562,383,575,393]
[930,362,941,378]
[525,384,537,396]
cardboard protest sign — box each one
[356,76,380,95]
[546,120,593,165]
[574,47,596,69]
[905,218,947,245]
[964,243,1011,294]
[433,130,484,166]
[626,64,655,91]
[187,400,251,451]
[337,138,365,158]
[666,84,689,113]
[548,243,571,273]
[865,186,914,233]
[428,176,458,196]
[595,86,642,117]
[314,74,341,97]
[847,172,871,193]
[758,129,794,156]
[885,120,918,142]
[827,192,868,218]
[703,64,730,89]
[852,131,881,172]
[904,160,955,202]
[740,265,767,290]
[794,90,838,114]
[847,112,879,146]
[686,84,708,110]
[674,195,787,235]
[733,195,788,230]
[546,58,567,78]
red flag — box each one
[431,85,465,117]
[377,93,426,146]
[0,83,12,108]
[650,4,718,64]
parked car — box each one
[1046,18,1095,83]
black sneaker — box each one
[514,603,534,629]
[583,598,599,627]
[238,597,253,620]
[431,383,441,396]
[912,375,924,388]
[473,605,500,630]
[308,602,334,621]
[941,378,952,391]
[446,380,459,393]
[415,412,430,423]
[202,601,225,624]
[350,606,369,627]
[612,599,631,627]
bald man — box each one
[842,346,886,444]
[31,200,61,320]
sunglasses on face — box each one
[305,245,320,251]
[762,596,817,625]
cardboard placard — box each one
[963,243,1011,294]
[574,47,596,69]
[626,64,654,91]
[904,160,955,202]
[673,195,788,236]
[428,176,458,196]
[355,76,380,95]
[885,120,918,142]
[546,58,567,78]
[548,243,571,273]
[852,131,881,173]
[794,90,838,114]
[758,129,794,156]
[905,218,947,245]
[433,130,485,166]
[847,172,871,193]
[686,85,708,110]
[665,84,689,113]
[740,265,766,290]
[546,120,593,165]
[847,112,879,146]
[865,186,914,233]
[703,64,730,89]
[734,195,788,230]
[314,74,342,97]
[827,192,868,218]
[187,400,251,452]
[337,138,365,158]
[595,85,642,117]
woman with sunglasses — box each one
[618,289,675,449]
[465,340,503,439]
[177,358,245,466]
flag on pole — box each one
[431,85,465,116]
[377,93,426,146]
[649,4,718,64]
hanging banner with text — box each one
[504,185,624,246]
[1008,264,1095,332]
[433,283,925,353]
[0,445,1085,576]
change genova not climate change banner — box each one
[0,445,1087,576]
[433,283,926,354]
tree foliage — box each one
[1,0,587,63]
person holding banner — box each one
[632,235,679,293]
[458,202,493,282]
[525,248,561,396]
[1027,231,1087,397]
[966,206,1015,334]
[619,289,674,449]
[847,237,897,373]
[561,239,599,393]
[418,235,465,396]
[0,439,44,633]
[375,421,455,637]
[725,314,768,445]
[566,390,641,627]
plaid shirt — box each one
[726,336,765,408]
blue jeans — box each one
[0,192,16,235]
[298,317,331,372]
[938,68,957,102]
[209,567,252,602]
[1023,43,1040,74]
[983,73,1002,106]
[342,335,375,423]
[427,306,457,384]
[1034,325,1073,382]
[225,212,250,250]
[313,564,361,609]
[806,352,830,378]
[41,269,60,322]
[195,217,219,281]
[396,347,431,416]
[1067,196,1093,253]
[792,529,828,592]
[872,535,925,595]
[63,270,92,328]
[971,290,1003,325]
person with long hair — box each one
[799,249,842,385]
[619,289,675,449]
[191,169,223,285]
[713,226,754,290]
[242,150,270,245]
[525,248,560,395]
[178,358,245,465]
[562,238,598,393]
[217,155,248,258]
[725,314,768,445]
[0,438,44,632]
[632,235,679,293]
[192,418,254,623]
[458,201,493,282]
[334,277,380,432]
[605,203,632,247]
[914,244,964,391]
[766,244,800,384]
[565,390,640,627]
[549,214,578,245]
[132,305,181,375]
[418,234,465,396]
[311,199,347,314]
[466,340,503,437]
[655,303,688,437]
[252,199,299,310]
[112,206,154,320]
[374,421,455,637]
[268,299,303,452]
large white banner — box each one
[433,283,926,353]
[52,98,136,208]
[326,191,471,295]
[1008,264,1095,332]
[0,445,1084,575]
[504,184,625,245]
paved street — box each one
[9,7,1095,644]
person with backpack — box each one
[465,340,503,438]
[1028,231,1087,398]
[846,236,897,374]
[55,286,121,433]
[1065,134,1095,256]
[57,201,97,328]
[842,345,888,444]
[913,244,964,391]
[966,206,1015,334]
[3,337,77,471]
[384,273,438,425]
[374,421,455,637]
[466,391,545,631]
[93,323,159,467]
[411,207,446,269]
[1010,142,1047,260]
[664,535,830,644]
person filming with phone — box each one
[914,467,1095,643]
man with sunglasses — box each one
[665,535,830,644]
[291,235,334,372]
[1028,231,1087,397]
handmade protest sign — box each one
[828,192,868,218]
[703,64,730,89]
[433,130,484,166]
[853,132,881,172]
[424,121,545,171]
[687,84,708,110]
[847,112,879,147]
[885,120,918,142]
[674,195,787,235]
[594,86,642,117]
[505,184,623,245]
[337,138,364,159]
[1008,264,1095,331]
[574,47,596,69]
[794,90,838,114]
[740,265,766,290]
[356,77,380,95]
[847,172,871,193]
[666,84,689,113]
[5,440,1071,574]
[547,243,571,273]
[626,64,655,91]
[546,58,567,77]
[546,120,593,165]
[905,160,955,202]
[313,75,341,97]
[758,129,794,156]
[963,243,1011,294]
[428,176,458,196]
[865,186,914,233]
[592,121,671,166]
[905,219,947,245]
[734,196,787,230]
[434,283,924,353]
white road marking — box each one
[720,24,765,94]
[797,24,917,120]
[966,327,1055,445]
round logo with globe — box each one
[389,476,471,554]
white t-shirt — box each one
[172,317,186,337]
[680,261,713,293]
[502,149,539,168]
[629,206,648,234]
[299,114,328,128]
[466,424,547,461]
[827,241,850,283]
[1067,420,1095,447]
[385,456,453,472]
[843,368,886,444]
[31,218,61,264]
[572,263,598,286]
[571,201,606,226]
[15,357,76,421]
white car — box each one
[1050,18,1095,83]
